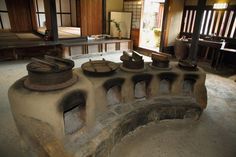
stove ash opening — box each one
[132,74,153,99]
[60,91,86,135]
[158,73,177,94]
[159,79,170,94]
[107,86,122,105]
[183,74,199,95]
[103,78,125,106]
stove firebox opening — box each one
[158,73,177,94]
[103,78,125,106]
[159,79,170,94]
[107,86,122,106]
[60,91,86,135]
[132,74,153,100]
[183,74,199,96]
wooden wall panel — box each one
[29,0,38,31]
[6,0,33,32]
[131,28,140,48]
[80,0,103,36]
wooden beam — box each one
[212,11,218,35]
[202,10,208,34]
[207,10,214,35]
[180,8,187,33]
[188,0,206,62]
[221,11,230,37]
[189,10,195,33]
[44,0,58,41]
[216,11,224,36]
[227,12,236,37]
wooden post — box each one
[102,0,106,34]
[160,0,169,52]
[44,0,58,41]
[188,0,206,62]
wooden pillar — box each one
[160,0,169,52]
[102,0,106,34]
[44,0,58,41]
[188,0,206,62]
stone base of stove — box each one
[67,97,202,157]
[8,62,207,157]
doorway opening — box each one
[139,0,165,51]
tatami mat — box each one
[37,27,81,39]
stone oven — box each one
[8,52,207,157]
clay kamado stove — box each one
[9,53,207,157]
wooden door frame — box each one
[160,0,169,52]
[138,0,169,52]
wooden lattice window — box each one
[34,0,46,27]
[123,1,142,29]
[55,0,77,27]
[181,5,236,39]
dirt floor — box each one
[110,74,236,157]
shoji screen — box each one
[123,1,142,29]
[55,0,77,27]
[34,0,46,27]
